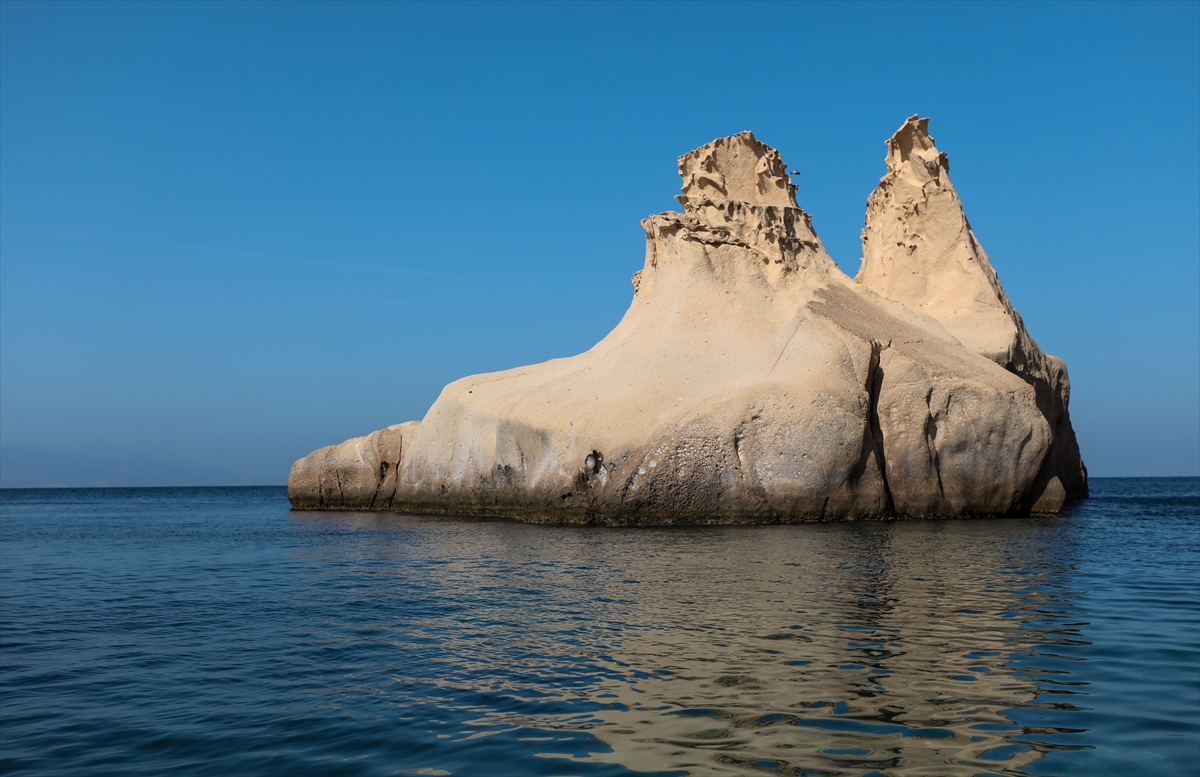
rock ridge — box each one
[289,122,1087,522]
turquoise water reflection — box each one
[1,479,1197,776]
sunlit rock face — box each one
[289,121,1086,521]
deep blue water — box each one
[1,479,1197,777]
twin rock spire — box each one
[288,117,1086,521]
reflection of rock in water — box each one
[459,522,1076,776]
[295,514,1086,776]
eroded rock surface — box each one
[288,123,1086,522]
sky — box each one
[1,0,1197,485]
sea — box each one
[1,478,1197,777]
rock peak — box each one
[676,130,797,211]
[859,115,1011,361]
[642,131,835,286]
[885,114,949,179]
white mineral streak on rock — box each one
[288,125,1086,521]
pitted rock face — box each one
[676,131,797,212]
[288,120,1087,522]
[636,131,836,301]
[885,115,950,181]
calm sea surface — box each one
[1,479,1197,777]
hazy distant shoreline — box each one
[0,446,276,489]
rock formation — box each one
[288,118,1087,522]
[855,116,1086,510]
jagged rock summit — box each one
[289,119,1087,522]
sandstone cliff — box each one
[289,120,1086,522]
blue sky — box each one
[1,1,1197,484]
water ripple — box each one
[1,479,1197,776]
